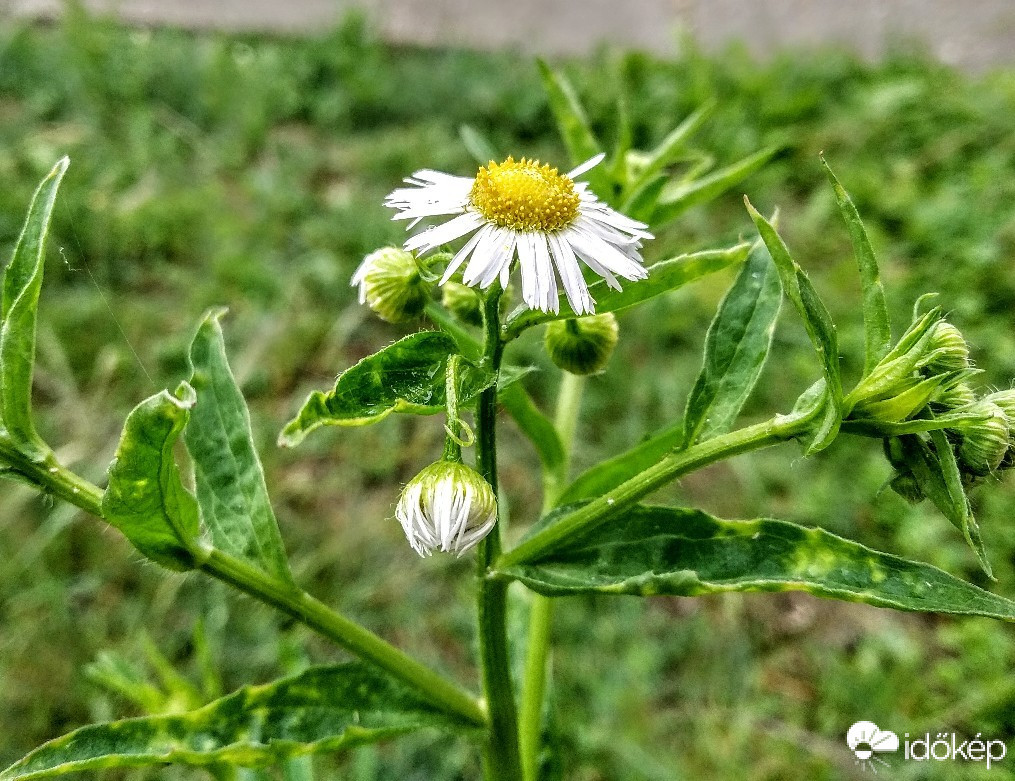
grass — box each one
[1,8,1015,779]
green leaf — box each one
[459,124,498,166]
[822,156,891,373]
[504,244,751,337]
[498,504,1015,619]
[898,432,991,577]
[278,332,495,447]
[102,386,202,571]
[622,100,715,209]
[683,242,782,445]
[746,199,842,453]
[556,420,683,506]
[0,663,474,780]
[499,383,564,475]
[536,59,602,168]
[0,157,69,458]
[185,309,294,586]
[652,146,778,228]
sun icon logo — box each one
[847,721,900,773]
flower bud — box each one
[441,281,484,327]
[957,401,1010,476]
[923,321,970,373]
[930,380,977,411]
[395,461,497,557]
[544,313,619,375]
[351,247,432,323]
[983,389,1015,423]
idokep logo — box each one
[847,720,1009,773]
[847,721,899,772]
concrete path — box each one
[4,0,1015,71]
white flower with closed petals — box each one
[384,153,652,315]
[395,461,498,557]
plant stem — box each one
[475,287,523,781]
[199,549,486,726]
[2,443,487,728]
[519,371,586,781]
[497,413,811,568]
[518,594,554,780]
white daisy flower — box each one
[395,461,498,557]
[384,153,653,316]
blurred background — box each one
[1,1,1015,779]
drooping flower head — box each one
[395,460,498,558]
[384,154,652,315]
[350,246,432,323]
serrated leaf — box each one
[499,383,564,475]
[0,157,68,458]
[0,663,474,780]
[683,242,782,445]
[504,244,750,337]
[898,432,991,577]
[102,386,202,571]
[185,308,294,586]
[498,504,1015,619]
[278,332,495,447]
[556,420,683,506]
[536,59,602,167]
[747,200,842,453]
[823,156,891,374]
[652,146,778,228]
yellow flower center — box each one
[469,157,580,232]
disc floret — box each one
[469,157,581,233]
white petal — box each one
[566,228,648,281]
[462,226,509,288]
[571,244,621,290]
[440,225,489,284]
[580,201,653,240]
[516,232,539,309]
[548,232,594,315]
[404,212,483,255]
[566,152,606,180]
[532,235,559,313]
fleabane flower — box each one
[395,461,497,557]
[384,153,652,315]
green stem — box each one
[518,594,554,780]
[1,443,486,728]
[475,287,523,781]
[497,413,811,569]
[199,549,486,726]
[519,371,586,781]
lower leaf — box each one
[1,663,475,780]
[497,504,1015,620]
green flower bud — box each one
[889,471,924,504]
[983,389,1015,423]
[395,461,497,557]
[441,281,484,327]
[923,321,970,373]
[351,247,432,323]
[930,380,977,411]
[957,401,1010,476]
[544,313,619,375]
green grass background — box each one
[1,8,1014,779]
